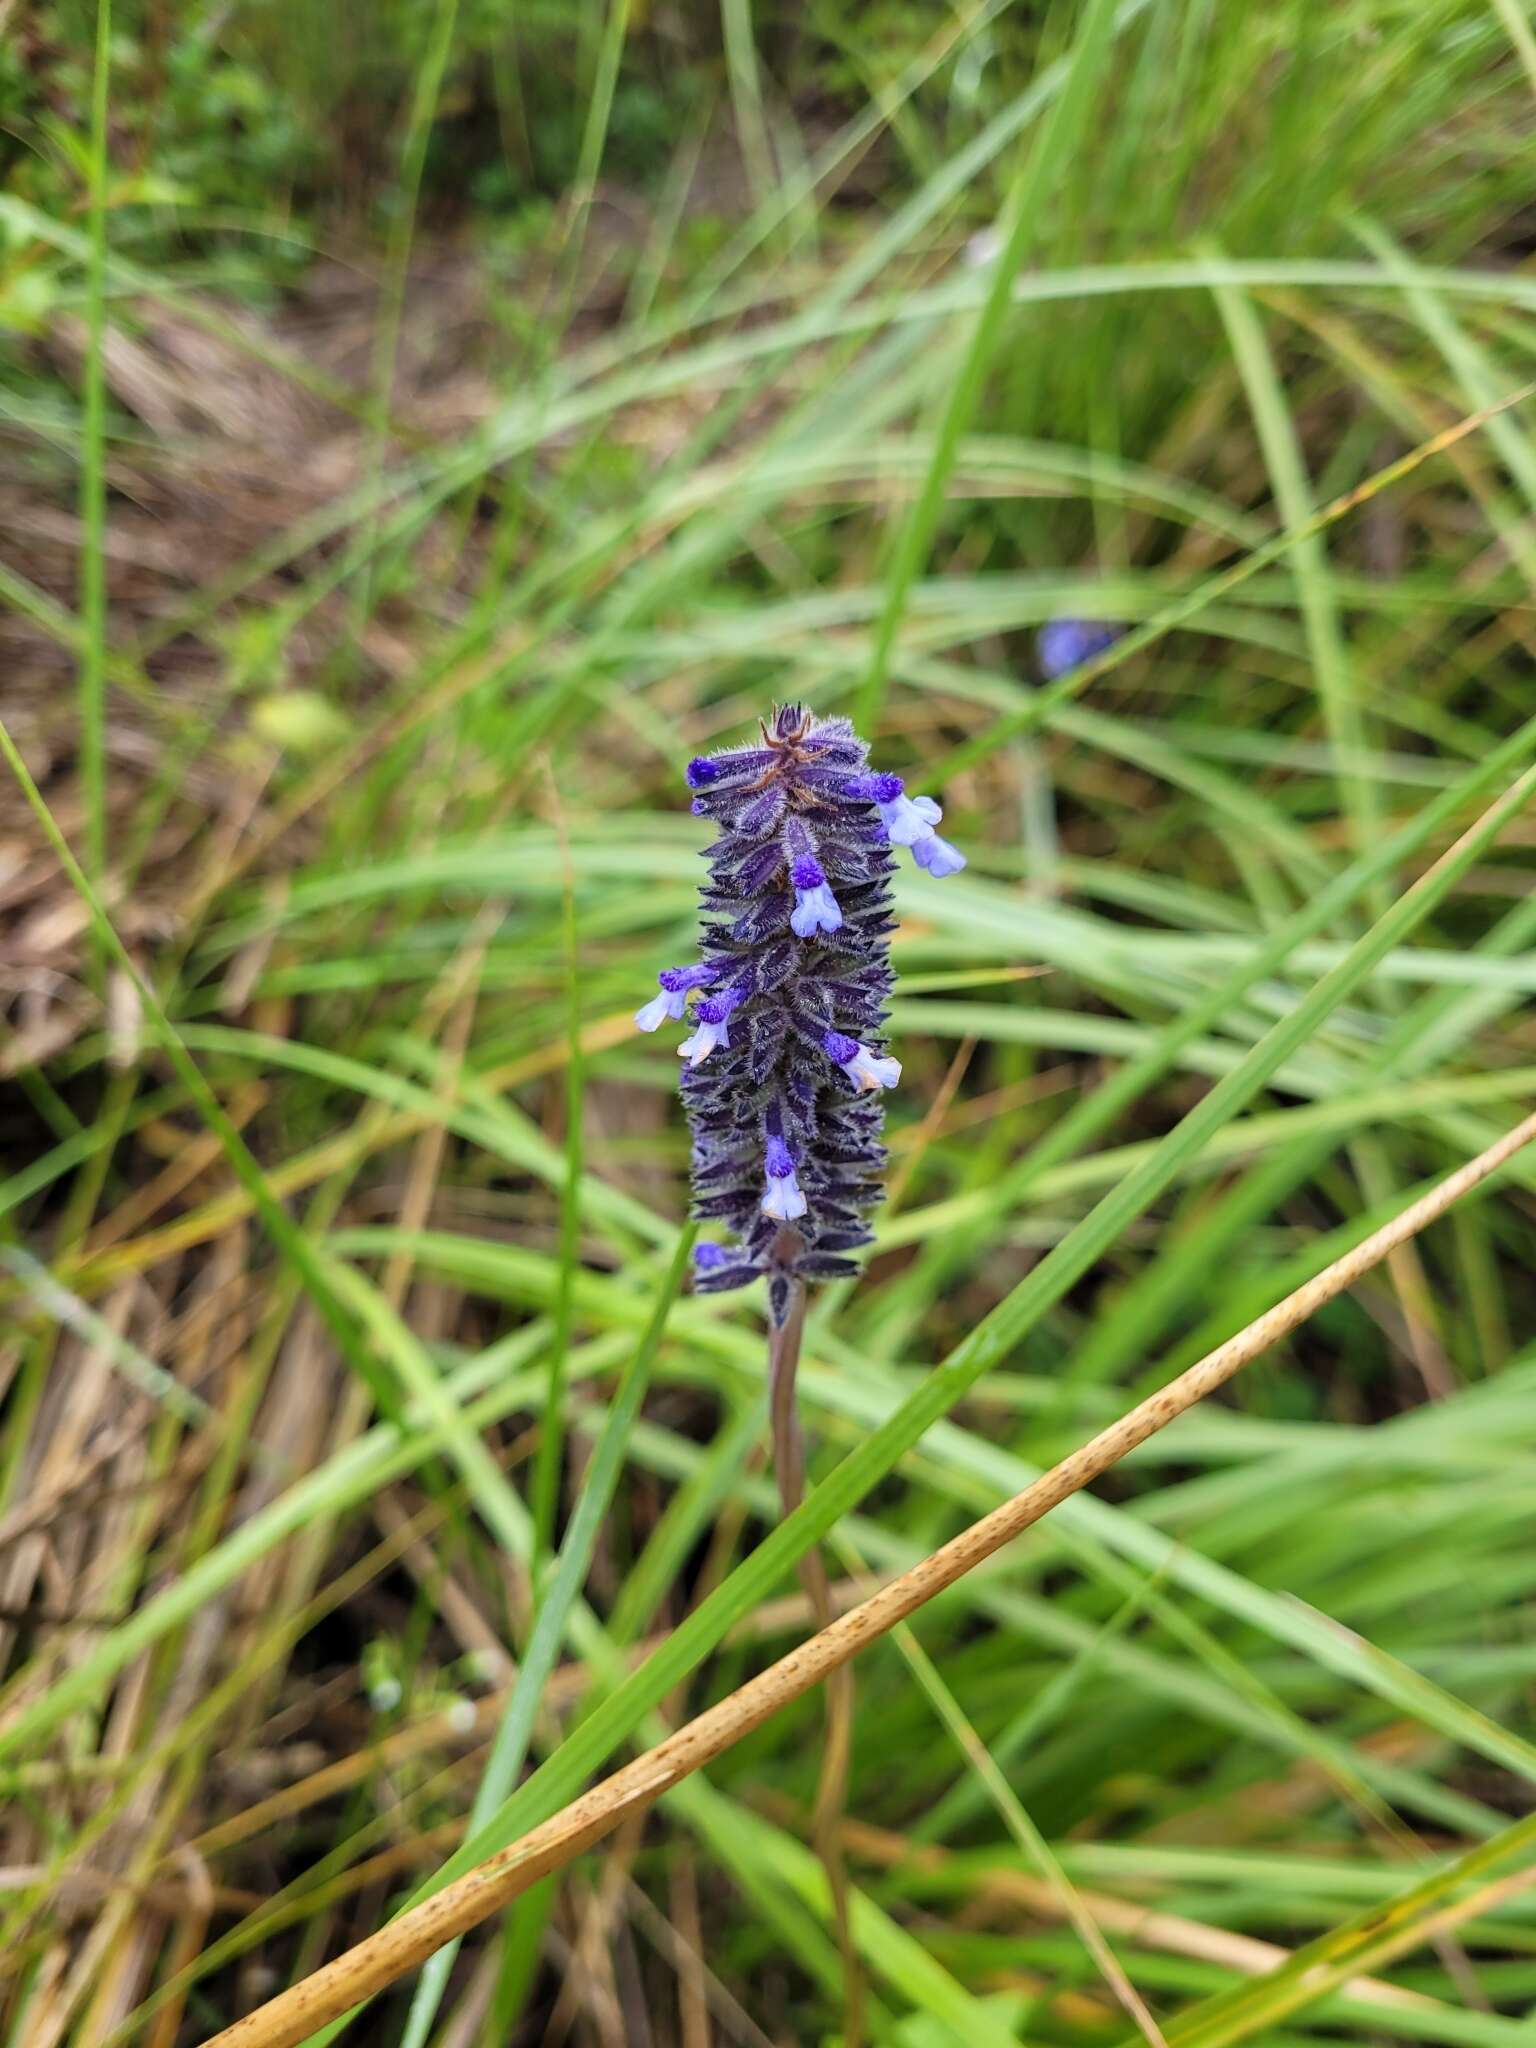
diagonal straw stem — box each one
[204,1101,1536,2048]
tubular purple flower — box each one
[635,963,715,1032]
[644,703,966,1321]
[634,991,678,1033]
[677,985,743,1066]
[761,1174,808,1222]
[761,1132,808,1221]
[844,771,942,851]
[822,1029,901,1092]
[661,964,716,993]
[910,831,966,878]
[789,855,842,938]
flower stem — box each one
[768,1279,864,2048]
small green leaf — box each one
[249,689,350,754]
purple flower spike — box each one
[1038,618,1119,680]
[643,703,966,1317]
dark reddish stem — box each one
[767,1274,865,2048]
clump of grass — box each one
[5,4,1536,2045]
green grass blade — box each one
[854,0,1121,733]
[78,0,112,917]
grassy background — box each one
[5,1,1536,2042]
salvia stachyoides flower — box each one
[635,703,966,1325]
[1037,617,1120,680]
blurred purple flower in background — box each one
[1037,617,1120,680]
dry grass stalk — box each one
[838,1818,1440,2015]
[205,1102,1536,2048]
